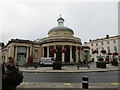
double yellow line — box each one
[21,82,28,84]
[64,83,71,85]
[111,83,120,85]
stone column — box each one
[26,47,29,63]
[30,45,33,56]
[47,46,49,57]
[81,50,84,62]
[15,46,17,62]
[62,46,65,62]
[54,46,56,59]
[70,46,72,62]
[43,47,44,57]
[88,51,90,63]
[78,49,81,61]
[76,47,78,62]
[8,47,10,57]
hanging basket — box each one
[61,48,66,53]
[81,47,84,51]
[92,50,98,54]
[8,56,14,59]
[112,52,119,55]
[50,48,57,54]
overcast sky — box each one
[0,0,119,45]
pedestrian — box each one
[78,59,81,64]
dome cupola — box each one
[57,14,64,26]
[48,15,74,37]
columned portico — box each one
[41,43,83,63]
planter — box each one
[2,56,23,90]
[111,61,118,66]
[105,61,109,64]
[96,61,106,68]
[53,61,62,70]
[2,67,23,90]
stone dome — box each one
[35,16,81,45]
[48,26,74,34]
[48,16,74,37]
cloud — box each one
[0,1,118,45]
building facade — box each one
[84,35,120,61]
[2,16,90,66]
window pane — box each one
[91,44,93,46]
[96,43,98,46]
[114,46,117,52]
[113,40,116,44]
[107,47,110,52]
[107,41,110,44]
[101,42,104,45]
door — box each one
[17,54,26,66]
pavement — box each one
[18,62,119,73]
[17,62,119,89]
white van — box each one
[40,57,54,66]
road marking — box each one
[64,83,71,85]
[111,83,120,85]
[21,82,28,84]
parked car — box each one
[40,57,54,66]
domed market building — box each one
[2,16,90,66]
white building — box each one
[84,35,120,61]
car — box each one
[40,57,54,66]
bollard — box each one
[82,76,89,89]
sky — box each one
[0,0,119,45]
